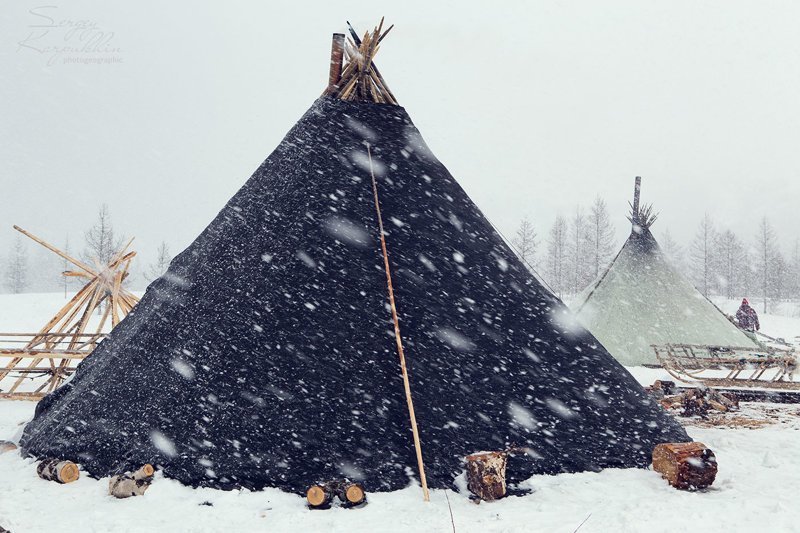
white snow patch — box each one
[149,430,178,458]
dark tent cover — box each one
[22,97,688,493]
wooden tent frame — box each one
[324,18,398,105]
[0,226,139,400]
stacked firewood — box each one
[658,387,739,418]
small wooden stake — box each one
[0,441,18,454]
[37,458,80,484]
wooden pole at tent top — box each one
[632,176,642,226]
[326,33,345,94]
[367,144,430,502]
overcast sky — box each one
[2,1,799,277]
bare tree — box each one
[659,228,683,268]
[790,239,800,300]
[568,207,593,294]
[512,218,538,270]
[83,204,125,267]
[755,216,778,313]
[689,214,716,297]
[714,229,744,300]
[145,241,172,282]
[588,197,615,279]
[545,214,569,298]
[5,236,28,294]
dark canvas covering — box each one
[22,97,688,493]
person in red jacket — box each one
[735,298,760,341]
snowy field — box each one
[1,293,799,532]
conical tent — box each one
[573,179,758,367]
[22,29,687,494]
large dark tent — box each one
[22,23,687,495]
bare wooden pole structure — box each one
[328,19,398,105]
[0,226,140,399]
[367,144,430,502]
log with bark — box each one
[37,458,80,484]
[306,483,335,509]
[646,380,676,399]
[659,388,738,416]
[465,451,508,501]
[108,464,155,498]
[652,442,717,490]
[0,441,17,454]
[306,480,367,509]
[337,481,367,507]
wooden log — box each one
[0,441,17,454]
[652,442,717,490]
[37,458,80,483]
[109,464,155,498]
[306,483,334,509]
[681,388,709,418]
[465,451,508,501]
[336,481,367,507]
[325,33,345,94]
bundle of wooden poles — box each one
[325,18,398,104]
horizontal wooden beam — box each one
[0,392,46,401]
[0,350,88,359]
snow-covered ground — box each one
[1,293,799,532]
[2,401,799,533]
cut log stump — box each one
[466,451,508,501]
[109,464,155,498]
[306,483,335,509]
[0,441,17,454]
[337,482,367,507]
[306,480,367,509]
[652,442,717,490]
[37,458,79,484]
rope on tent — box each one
[366,143,430,502]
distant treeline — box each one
[513,201,799,313]
[1,204,170,295]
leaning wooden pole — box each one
[632,176,642,226]
[367,144,430,502]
